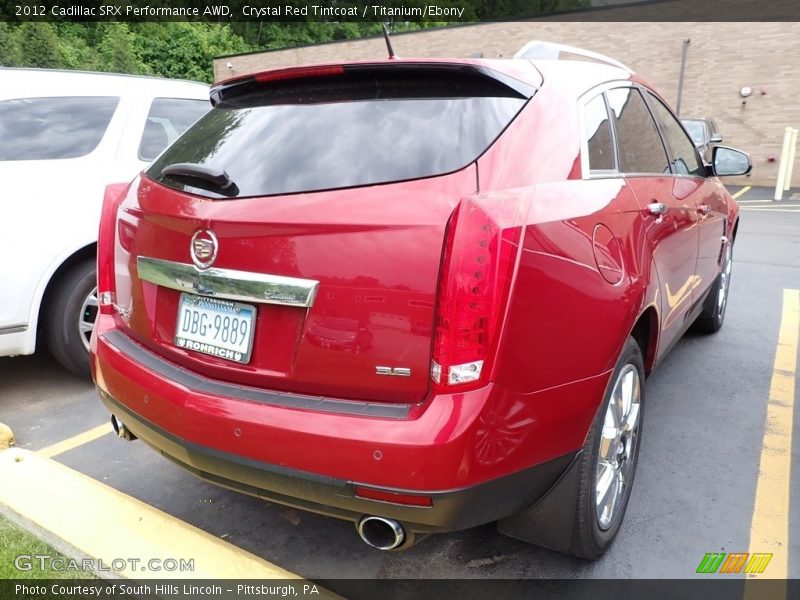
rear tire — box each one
[44,259,97,378]
[568,336,644,559]
[694,241,733,333]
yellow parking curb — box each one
[0,422,14,449]
[0,448,339,593]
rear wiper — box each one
[161,163,239,197]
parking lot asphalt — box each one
[1,185,798,581]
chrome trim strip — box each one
[100,330,411,419]
[0,323,28,335]
[137,256,319,308]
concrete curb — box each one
[0,448,342,595]
[0,422,14,449]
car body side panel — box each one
[696,179,736,292]
[625,175,700,356]
[477,80,583,189]
[492,179,646,401]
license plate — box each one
[174,294,256,364]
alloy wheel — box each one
[78,286,98,352]
[596,364,641,530]
[717,243,733,319]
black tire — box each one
[43,259,97,378]
[568,336,645,559]
[694,241,733,333]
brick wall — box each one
[214,18,800,188]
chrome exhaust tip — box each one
[356,516,406,551]
[110,414,136,441]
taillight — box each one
[97,182,131,315]
[254,65,344,83]
[431,199,519,390]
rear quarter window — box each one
[584,94,615,172]
[0,96,119,161]
[148,70,529,198]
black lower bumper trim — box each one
[100,390,576,534]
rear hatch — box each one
[113,63,532,404]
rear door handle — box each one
[697,204,711,215]
[647,202,668,216]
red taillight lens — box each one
[97,182,131,315]
[354,486,433,507]
[432,199,519,390]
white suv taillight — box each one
[431,197,520,390]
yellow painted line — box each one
[740,208,800,213]
[37,423,112,458]
[0,422,15,449]
[746,289,798,585]
[739,203,800,207]
[0,448,341,592]
[731,185,751,200]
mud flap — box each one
[496,450,583,553]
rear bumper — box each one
[100,388,573,533]
[92,317,606,533]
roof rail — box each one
[513,41,633,73]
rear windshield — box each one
[0,96,119,161]
[148,70,528,198]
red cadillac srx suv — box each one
[91,43,751,559]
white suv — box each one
[0,68,209,376]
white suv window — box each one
[0,96,119,161]
[138,98,210,161]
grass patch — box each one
[0,513,93,579]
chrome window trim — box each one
[137,256,319,308]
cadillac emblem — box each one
[190,229,218,270]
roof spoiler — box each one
[211,62,537,107]
[514,41,632,73]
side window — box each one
[138,98,210,162]
[647,93,705,176]
[606,87,670,175]
[0,97,119,161]
[584,94,615,172]
[682,119,706,145]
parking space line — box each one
[732,186,752,200]
[740,208,800,213]
[738,203,800,208]
[37,423,112,458]
[737,200,774,204]
[0,448,341,591]
[747,288,798,581]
